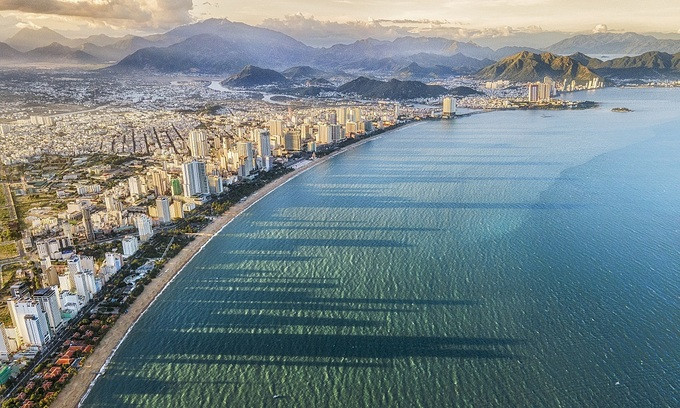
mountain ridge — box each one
[476,51,602,83]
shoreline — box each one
[52,125,406,408]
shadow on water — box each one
[282,196,587,211]
[134,332,520,361]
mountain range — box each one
[547,32,680,56]
[477,51,602,84]
[572,51,680,79]
[0,41,100,64]
[477,50,680,83]
[3,20,680,84]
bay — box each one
[83,87,680,407]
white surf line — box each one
[77,125,392,406]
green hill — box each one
[476,51,601,84]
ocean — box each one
[82,87,680,407]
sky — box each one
[0,0,679,45]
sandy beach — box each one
[52,131,391,408]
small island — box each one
[612,107,633,112]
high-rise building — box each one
[170,201,184,220]
[284,132,301,151]
[268,120,284,137]
[236,142,255,176]
[74,271,97,303]
[7,299,51,348]
[0,323,16,361]
[122,235,139,257]
[319,124,344,143]
[105,252,124,272]
[128,175,146,198]
[528,83,540,102]
[208,175,224,195]
[442,97,457,118]
[336,107,347,125]
[81,206,95,243]
[349,108,362,123]
[33,288,63,335]
[188,130,209,158]
[156,196,171,223]
[258,130,272,157]
[136,214,154,242]
[58,273,72,292]
[181,160,210,197]
[150,169,170,195]
[529,79,553,102]
[104,194,122,212]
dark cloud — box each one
[0,0,193,27]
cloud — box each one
[593,24,608,33]
[260,14,412,46]
[0,0,194,28]
[260,14,553,47]
[15,20,41,29]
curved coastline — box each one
[52,122,420,408]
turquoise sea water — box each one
[83,88,679,407]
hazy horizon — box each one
[1,1,680,48]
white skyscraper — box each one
[33,288,63,335]
[128,176,143,198]
[58,273,72,292]
[7,299,51,348]
[181,160,210,197]
[136,214,154,242]
[105,252,124,272]
[156,196,171,223]
[122,235,139,257]
[188,129,209,158]
[74,271,97,303]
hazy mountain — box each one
[282,66,329,81]
[547,33,680,56]
[221,65,291,88]
[401,53,493,73]
[338,76,448,100]
[111,19,315,73]
[6,27,71,52]
[585,51,680,79]
[78,34,122,47]
[153,18,313,64]
[476,51,601,83]
[80,35,156,62]
[0,42,22,60]
[25,43,99,63]
[106,19,546,74]
[395,63,459,80]
[312,37,498,67]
